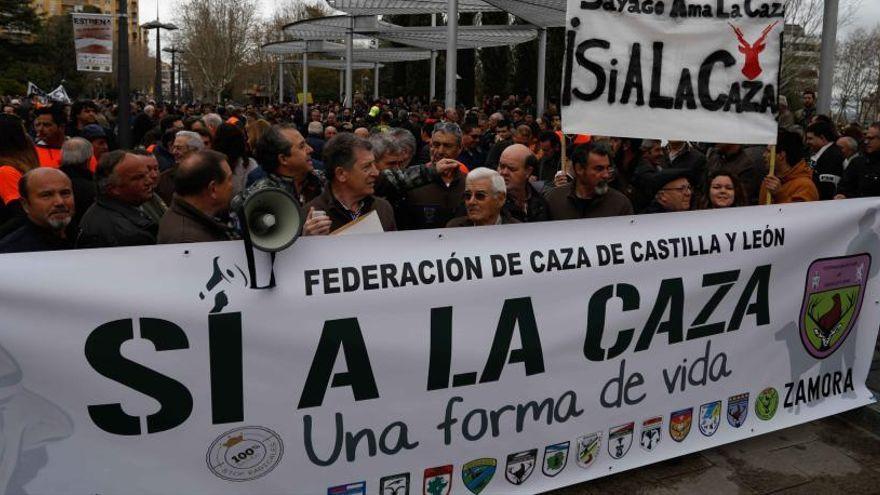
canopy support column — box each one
[374,63,380,100]
[278,59,284,104]
[445,0,458,109]
[537,28,547,118]
[345,17,354,109]
[430,14,437,101]
[302,52,309,119]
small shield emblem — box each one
[727,393,749,428]
[380,473,410,495]
[423,465,452,495]
[505,449,537,485]
[669,408,693,442]
[800,254,870,359]
[755,387,779,420]
[461,457,496,494]
[699,401,722,436]
[575,433,600,469]
[542,441,570,476]
[607,422,634,459]
[640,416,662,452]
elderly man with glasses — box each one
[835,122,880,199]
[446,168,519,227]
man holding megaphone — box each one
[303,134,397,236]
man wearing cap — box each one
[80,124,109,164]
[545,142,633,220]
[0,168,75,253]
[643,170,694,213]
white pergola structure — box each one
[262,39,431,115]
[283,12,539,112]
[326,0,566,115]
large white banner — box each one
[0,200,878,495]
[72,13,113,73]
[561,0,783,144]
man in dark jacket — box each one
[642,170,695,214]
[447,167,519,227]
[545,142,633,220]
[77,150,158,248]
[0,168,75,253]
[836,122,880,199]
[248,124,324,207]
[303,133,397,235]
[59,138,96,228]
[498,144,548,222]
[805,121,844,200]
[158,150,238,244]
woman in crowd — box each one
[699,170,748,209]
[213,123,258,195]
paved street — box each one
[548,347,880,494]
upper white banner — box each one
[0,200,877,495]
[561,0,783,144]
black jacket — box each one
[158,198,239,244]
[59,164,96,228]
[810,144,845,200]
[504,181,550,223]
[76,197,158,248]
[838,152,880,198]
[0,219,72,253]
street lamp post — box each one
[162,46,183,105]
[142,20,178,103]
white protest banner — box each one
[561,0,783,144]
[0,200,878,494]
[72,13,113,73]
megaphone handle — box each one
[242,226,277,290]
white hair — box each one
[467,167,506,195]
[176,131,205,151]
[61,137,93,168]
[203,113,223,130]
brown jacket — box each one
[759,160,819,204]
[446,211,521,227]
[398,173,466,230]
[157,198,239,244]
[305,186,397,234]
[544,183,634,220]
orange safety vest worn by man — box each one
[33,106,67,168]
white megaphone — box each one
[232,183,303,288]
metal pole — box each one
[445,0,458,109]
[345,17,354,109]
[302,52,309,120]
[117,0,131,148]
[537,28,547,118]
[374,63,380,100]
[339,69,344,101]
[430,14,437,102]
[278,60,284,104]
[154,29,162,102]
[817,0,838,114]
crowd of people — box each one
[0,89,878,253]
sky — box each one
[138,0,880,53]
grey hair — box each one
[176,131,205,151]
[466,167,506,196]
[202,113,223,130]
[433,121,463,146]
[389,128,416,154]
[370,133,400,160]
[61,137,93,168]
[839,136,858,153]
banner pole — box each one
[766,145,776,205]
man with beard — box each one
[303,133,396,235]
[497,144,548,222]
[158,150,238,243]
[545,142,633,220]
[0,168,75,253]
[835,122,880,199]
[446,168,519,227]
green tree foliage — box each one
[0,0,43,94]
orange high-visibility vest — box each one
[35,145,62,168]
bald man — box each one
[0,168,75,253]
[497,144,549,222]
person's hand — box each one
[554,171,571,187]
[435,158,459,176]
[303,207,331,236]
[528,175,538,182]
[762,175,781,195]
[833,194,847,200]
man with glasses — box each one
[545,142,633,220]
[644,171,695,213]
[458,123,486,170]
[446,168,518,227]
[835,123,880,199]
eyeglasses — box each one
[661,185,692,193]
[463,190,492,201]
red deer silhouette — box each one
[729,21,780,80]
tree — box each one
[177,0,261,102]
[0,0,43,94]
[832,27,879,123]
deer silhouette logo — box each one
[729,21,779,80]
